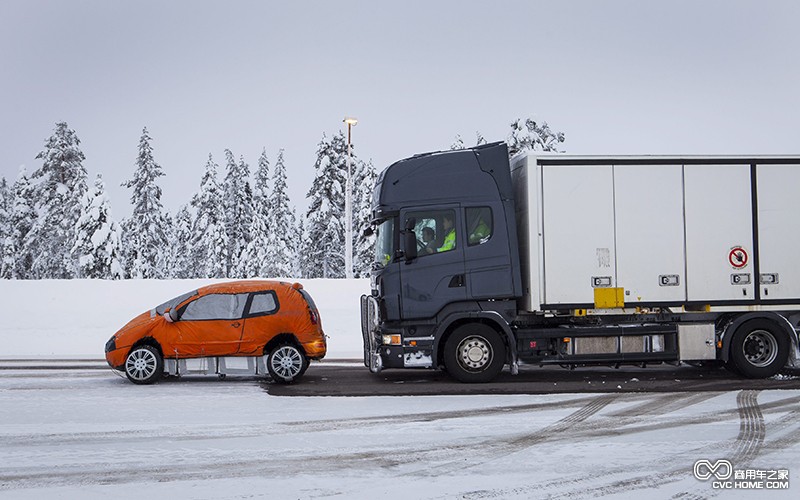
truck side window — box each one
[407,209,457,256]
[466,207,493,246]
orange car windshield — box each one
[154,289,199,316]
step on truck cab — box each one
[361,142,800,382]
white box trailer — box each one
[512,155,800,312]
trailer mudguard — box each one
[719,311,798,363]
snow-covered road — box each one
[1,367,798,499]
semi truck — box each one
[360,141,800,382]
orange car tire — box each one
[267,344,308,384]
[125,345,164,385]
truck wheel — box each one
[267,344,308,384]
[444,324,505,383]
[125,345,163,385]
[729,319,790,378]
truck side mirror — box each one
[402,217,418,263]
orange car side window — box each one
[180,293,249,321]
[249,293,278,315]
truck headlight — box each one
[382,334,402,346]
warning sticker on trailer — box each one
[728,246,748,269]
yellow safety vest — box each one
[437,229,456,252]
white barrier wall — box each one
[0,279,370,359]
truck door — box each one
[463,205,516,299]
[400,206,467,319]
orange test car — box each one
[105,281,326,384]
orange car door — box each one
[239,291,281,355]
[172,293,248,357]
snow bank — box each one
[0,278,370,359]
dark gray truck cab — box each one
[362,142,524,380]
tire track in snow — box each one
[280,393,633,431]
[454,390,782,500]
[407,394,619,478]
[729,390,765,464]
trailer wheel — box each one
[124,345,163,385]
[729,319,790,378]
[444,324,505,383]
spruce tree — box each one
[303,133,348,278]
[223,149,254,277]
[170,205,194,278]
[3,167,35,278]
[24,122,88,278]
[0,178,11,278]
[264,149,297,277]
[353,159,377,277]
[191,154,228,278]
[507,117,565,158]
[73,174,123,279]
[450,134,466,150]
[238,148,271,277]
[121,127,169,279]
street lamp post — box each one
[344,116,358,279]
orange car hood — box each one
[116,311,158,336]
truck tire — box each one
[444,324,505,383]
[729,319,790,378]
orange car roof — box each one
[196,280,303,296]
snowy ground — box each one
[1,280,798,498]
[0,367,798,499]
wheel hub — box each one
[457,335,492,371]
[742,330,778,367]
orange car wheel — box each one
[267,344,308,384]
[125,345,164,385]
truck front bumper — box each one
[361,295,435,371]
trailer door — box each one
[542,164,616,306]
[756,164,800,301]
[614,164,686,304]
[684,164,755,302]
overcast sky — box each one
[1,0,798,218]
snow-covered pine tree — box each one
[120,127,170,279]
[237,148,271,277]
[72,174,123,279]
[3,167,35,278]
[450,134,466,150]
[353,158,377,278]
[303,133,348,278]
[190,154,228,278]
[476,131,487,146]
[169,205,194,278]
[0,177,11,278]
[222,150,254,277]
[506,117,565,158]
[264,149,297,277]
[24,122,89,278]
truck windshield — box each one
[373,218,394,267]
